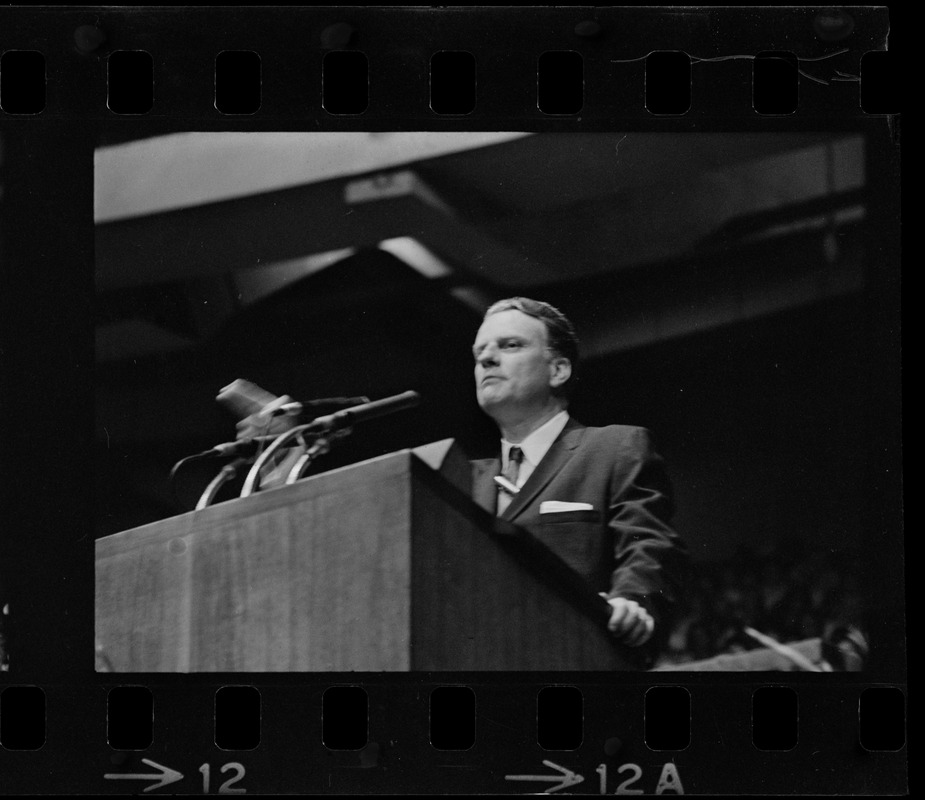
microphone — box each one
[216,379,282,418]
[207,390,421,457]
[301,390,421,434]
[217,379,370,419]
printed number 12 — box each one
[199,763,246,794]
[596,763,644,794]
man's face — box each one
[472,309,564,415]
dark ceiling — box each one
[95,131,864,364]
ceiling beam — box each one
[95,132,532,224]
[96,170,548,291]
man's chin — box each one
[476,391,507,412]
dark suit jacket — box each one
[471,418,687,645]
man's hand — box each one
[599,594,654,647]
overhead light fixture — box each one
[378,237,452,278]
[232,247,357,305]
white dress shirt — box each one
[497,410,570,515]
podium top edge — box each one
[96,440,461,551]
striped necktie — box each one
[503,446,524,486]
[497,446,524,515]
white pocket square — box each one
[540,501,595,514]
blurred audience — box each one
[656,539,866,669]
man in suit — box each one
[470,297,687,652]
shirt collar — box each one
[502,410,570,468]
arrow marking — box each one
[505,759,584,793]
[104,758,184,792]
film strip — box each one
[0,6,904,795]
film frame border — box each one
[0,5,904,795]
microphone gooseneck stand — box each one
[193,390,421,508]
[285,428,353,485]
[194,457,252,511]
[240,423,328,498]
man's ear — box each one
[549,357,572,389]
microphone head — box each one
[217,379,280,418]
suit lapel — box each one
[501,420,586,522]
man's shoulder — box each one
[567,421,657,463]
[569,419,650,443]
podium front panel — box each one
[97,445,627,671]
[97,452,417,672]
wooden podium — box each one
[96,441,638,672]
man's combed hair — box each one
[484,297,580,395]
